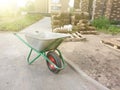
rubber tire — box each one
[46,51,62,74]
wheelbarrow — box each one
[14,31,70,74]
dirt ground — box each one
[60,33,120,90]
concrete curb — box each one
[63,55,110,90]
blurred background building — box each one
[33,0,69,13]
[74,0,120,21]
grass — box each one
[106,25,120,34]
[0,14,43,32]
[92,17,120,34]
[92,17,110,29]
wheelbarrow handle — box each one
[14,33,39,53]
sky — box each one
[0,0,74,12]
[0,0,35,9]
[69,0,74,7]
[0,0,74,8]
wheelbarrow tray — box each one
[25,32,70,52]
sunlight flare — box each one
[17,0,27,7]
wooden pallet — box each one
[101,38,120,50]
[65,32,86,42]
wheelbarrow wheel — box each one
[46,51,62,74]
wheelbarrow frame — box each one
[14,33,66,70]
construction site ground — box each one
[0,17,119,90]
[60,33,120,90]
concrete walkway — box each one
[21,17,52,33]
[0,17,109,90]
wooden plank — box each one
[102,38,120,47]
[79,31,98,35]
[65,37,86,42]
[75,32,82,37]
[64,32,86,42]
[70,34,74,38]
[72,33,80,38]
[101,38,120,50]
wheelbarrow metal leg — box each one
[27,48,41,64]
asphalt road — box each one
[0,17,109,90]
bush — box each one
[110,20,120,25]
[108,25,120,34]
[92,17,110,29]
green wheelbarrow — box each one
[14,31,70,74]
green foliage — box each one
[110,20,120,25]
[107,25,120,34]
[92,17,110,29]
[92,17,120,34]
[0,14,43,31]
